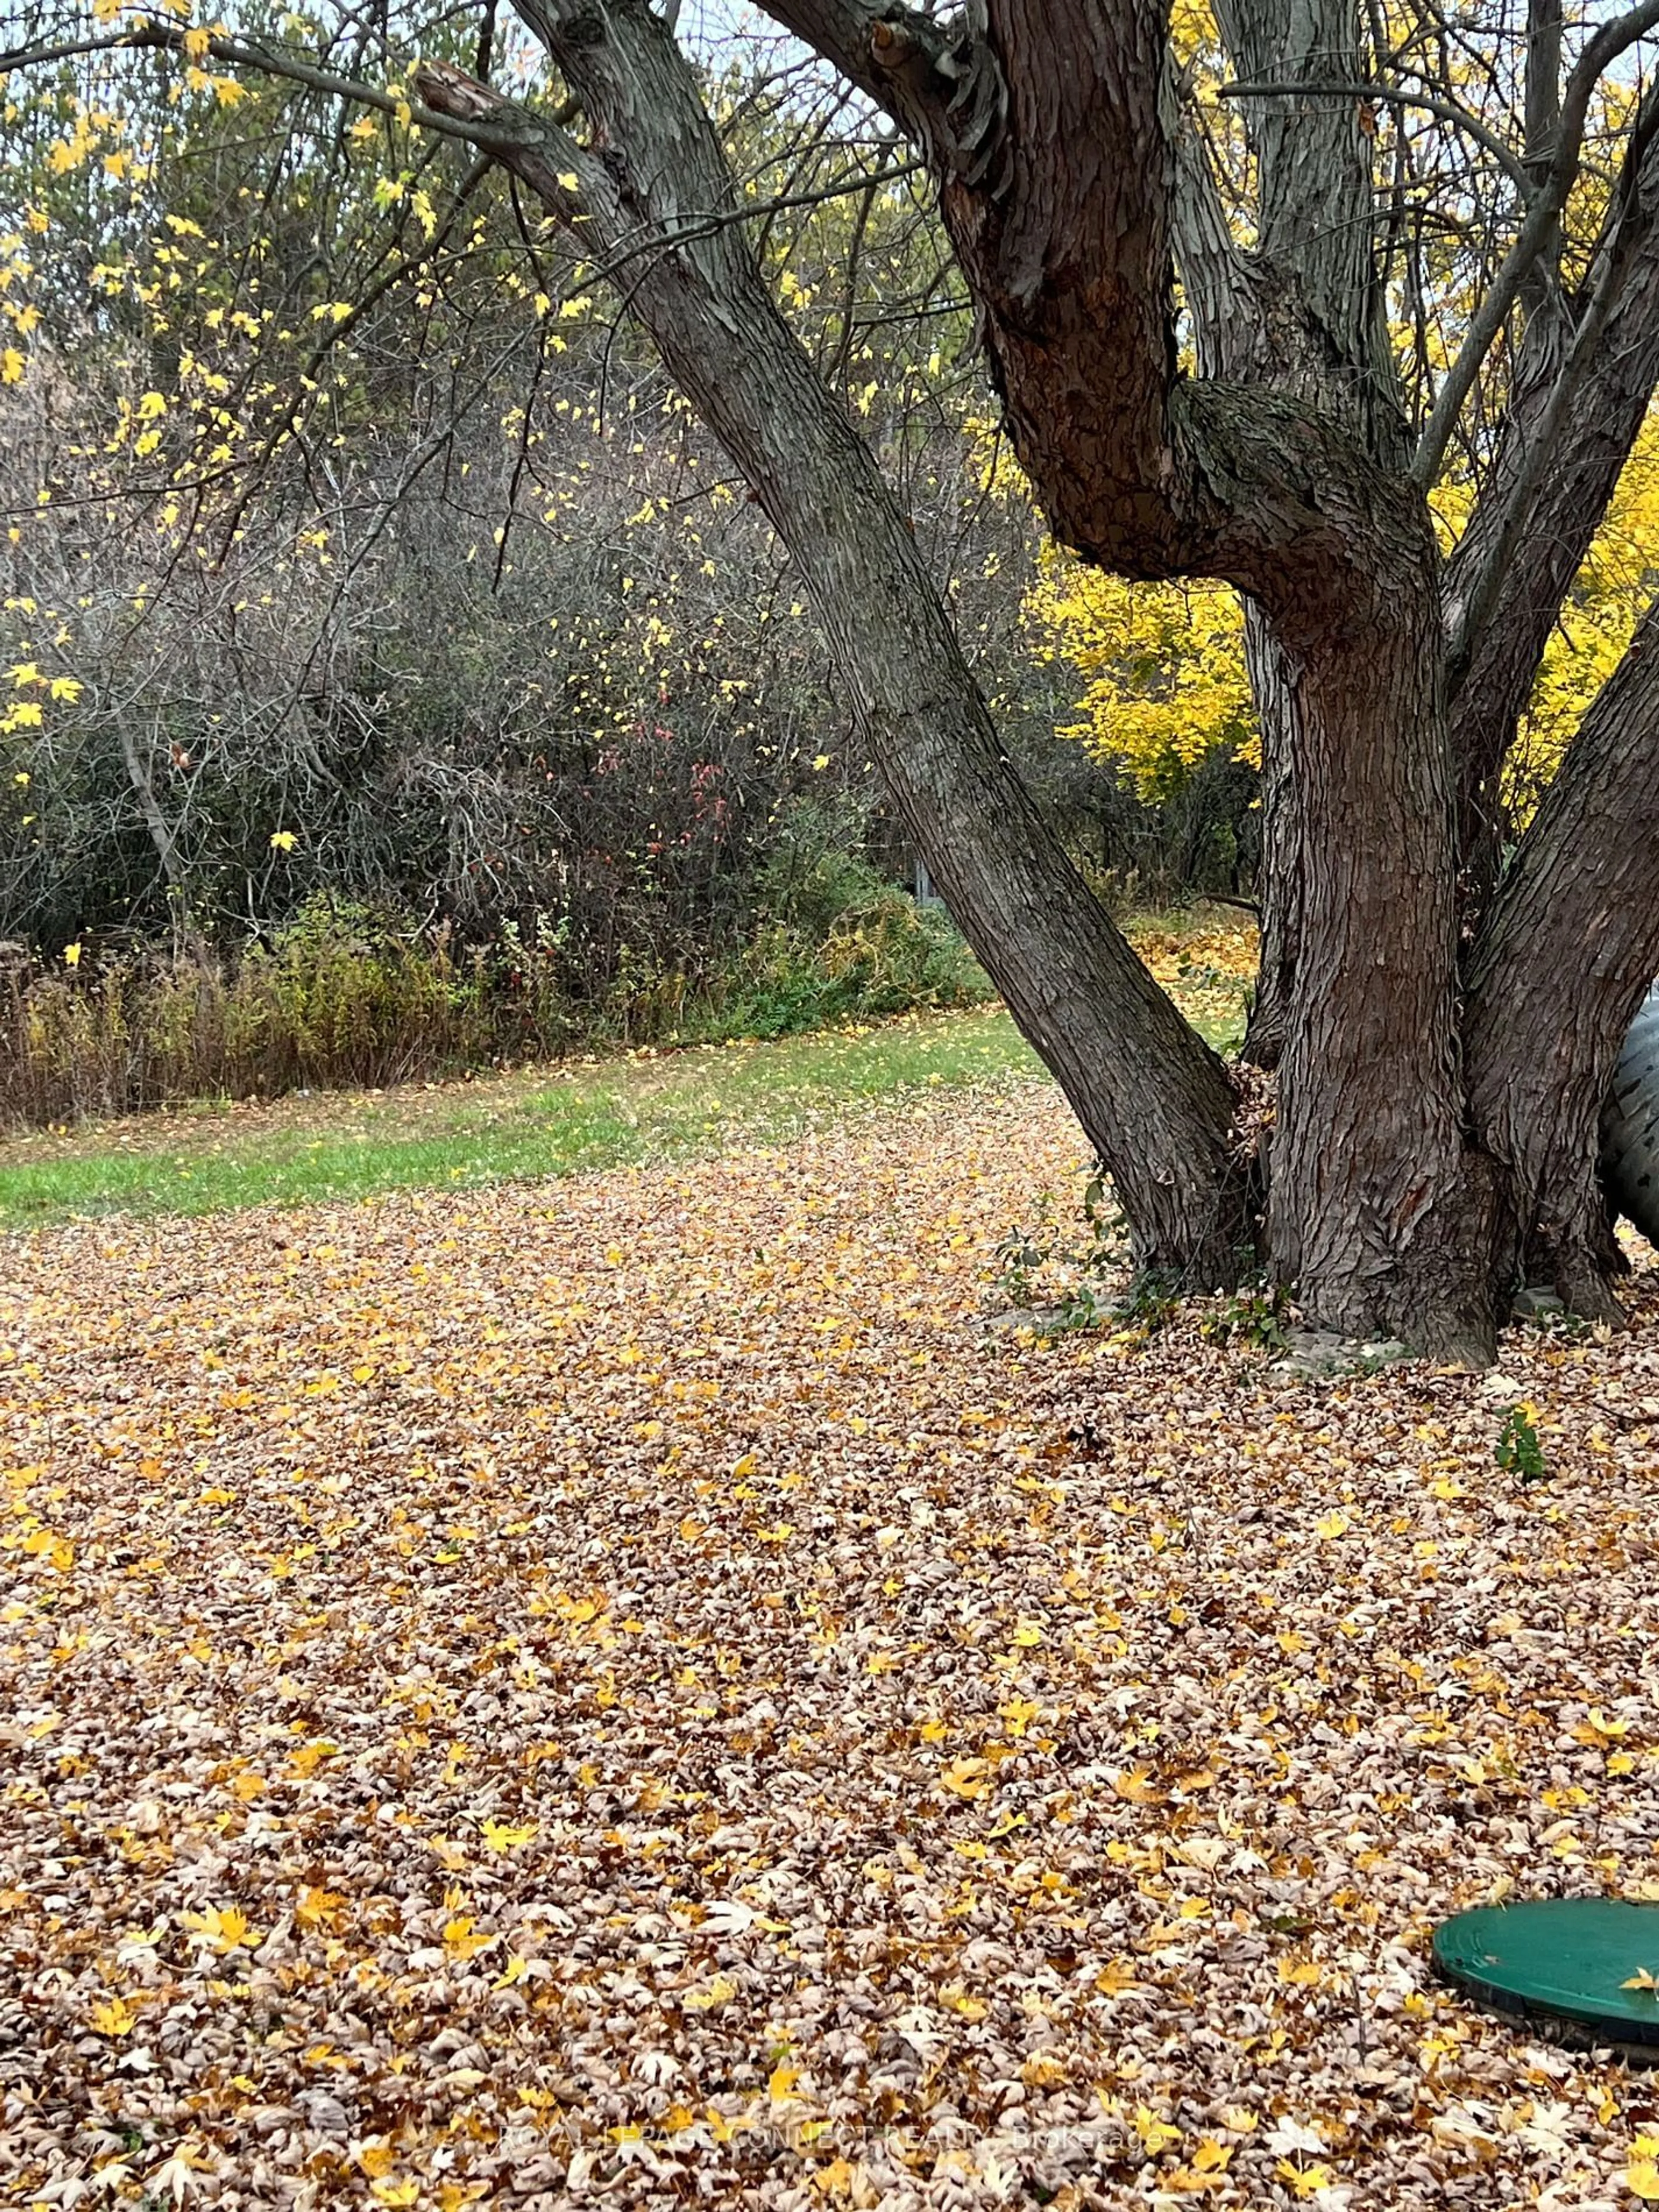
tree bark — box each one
[1464,598,1659,1317]
[418,6,1254,1284]
[407,0,1659,1358]
[1266,508,1496,1357]
[1237,599,1299,1071]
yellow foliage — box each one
[1027,547,1257,799]
[1505,403,1659,815]
[1035,395,1659,817]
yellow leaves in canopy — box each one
[1436,402,1659,821]
[1026,546,1258,800]
[1033,398,1659,819]
[1169,0,1223,67]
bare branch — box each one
[1218,76,1532,193]
[1413,0,1659,487]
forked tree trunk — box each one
[404,0,1659,1357]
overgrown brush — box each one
[0,884,987,1128]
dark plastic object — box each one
[1605,985,1659,1246]
[1433,1899,1659,2056]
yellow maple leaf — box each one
[442,1915,495,1961]
[1111,1764,1163,1805]
[480,1818,537,1853]
[938,1757,990,1801]
[371,2183,419,2208]
[89,1995,137,2037]
[683,1972,737,2012]
[1628,2163,1659,2205]
[1133,2105,1182,2155]
[285,1737,339,1777]
[1316,1509,1351,1539]
[1573,1707,1631,1743]
[768,2061,800,2101]
[1276,2160,1335,2198]
[1622,1967,1659,1993]
[355,2143,399,2179]
[181,1903,261,1953]
[941,1983,988,2019]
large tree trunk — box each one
[401,0,1659,1360]
[417,8,1254,1286]
[1465,598,1659,1317]
[1267,515,1497,1358]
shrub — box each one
[0,874,990,1130]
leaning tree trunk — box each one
[404,0,1659,1357]
[1465,597,1659,1318]
[416,10,1254,1285]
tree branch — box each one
[411,3,1251,1277]
[1412,0,1659,487]
[1218,76,1532,194]
[1446,81,1659,903]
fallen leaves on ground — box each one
[1,1082,1657,2211]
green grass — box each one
[0,1008,1047,1230]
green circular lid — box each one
[1434,1899,1659,2054]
